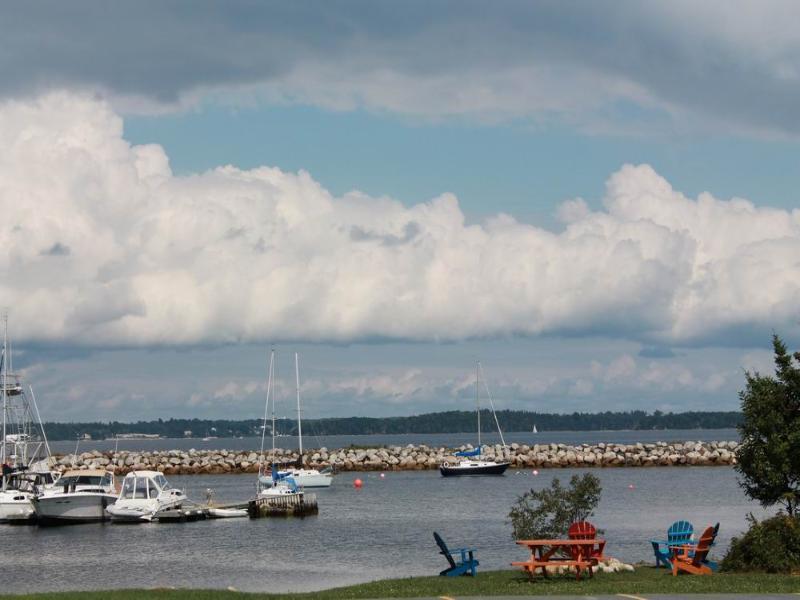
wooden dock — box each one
[248,493,318,518]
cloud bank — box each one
[2,93,800,348]
[3,2,800,136]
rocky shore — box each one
[49,440,739,475]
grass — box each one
[3,568,799,599]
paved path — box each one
[389,595,800,600]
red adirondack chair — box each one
[670,525,717,576]
[567,520,605,563]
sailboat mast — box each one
[1,314,7,476]
[476,361,481,448]
[295,352,302,461]
[259,349,275,467]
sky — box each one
[2,1,800,422]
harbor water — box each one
[1,464,764,594]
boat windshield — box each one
[153,474,170,491]
[120,476,158,499]
[60,475,104,487]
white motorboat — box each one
[440,361,510,477]
[261,353,334,489]
[106,470,186,522]
[33,469,117,524]
[0,470,60,522]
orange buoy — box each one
[354,478,363,488]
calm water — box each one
[49,428,740,455]
[1,466,765,594]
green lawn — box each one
[3,568,799,599]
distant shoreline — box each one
[41,409,742,441]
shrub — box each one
[509,473,602,540]
[721,514,800,573]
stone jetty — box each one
[49,440,738,475]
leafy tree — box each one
[735,334,800,517]
[509,473,602,540]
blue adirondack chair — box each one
[651,520,694,568]
[433,531,479,576]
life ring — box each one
[442,461,451,468]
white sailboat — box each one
[440,361,510,477]
[532,424,538,434]
[0,316,60,522]
[256,349,306,499]
[274,353,333,488]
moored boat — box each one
[33,469,117,524]
[106,470,186,522]
[439,361,510,477]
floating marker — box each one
[628,484,635,490]
[354,478,363,489]
[379,473,385,479]
[532,469,539,476]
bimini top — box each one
[122,470,165,479]
[60,469,113,478]
[455,448,481,458]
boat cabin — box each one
[119,471,172,500]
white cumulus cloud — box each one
[2,93,800,349]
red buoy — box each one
[354,478,363,488]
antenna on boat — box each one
[28,385,51,459]
[295,352,302,465]
[1,312,7,488]
[476,361,481,449]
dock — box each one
[248,493,318,518]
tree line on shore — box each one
[41,409,742,441]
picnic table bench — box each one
[512,538,605,580]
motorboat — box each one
[439,361,510,477]
[106,470,186,522]
[0,470,61,523]
[33,469,118,524]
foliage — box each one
[721,514,800,573]
[508,473,602,540]
[41,410,743,441]
[735,334,800,517]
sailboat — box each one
[0,316,60,522]
[532,424,538,434]
[271,353,333,488]
[256,349,306,499]
[440,361,510,477]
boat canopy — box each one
[455,448,481,457]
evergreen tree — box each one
[735,334,800,517]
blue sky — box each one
[2,2,800,421]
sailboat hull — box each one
[439,461,510,476]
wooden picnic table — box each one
[512,538,606,580]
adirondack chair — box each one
[670,525,717,576]
[693,522,719,571]
[567,520,605,563]
[650,520,694,568]
[433,531,479,576]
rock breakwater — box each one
[49,440,738,475]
